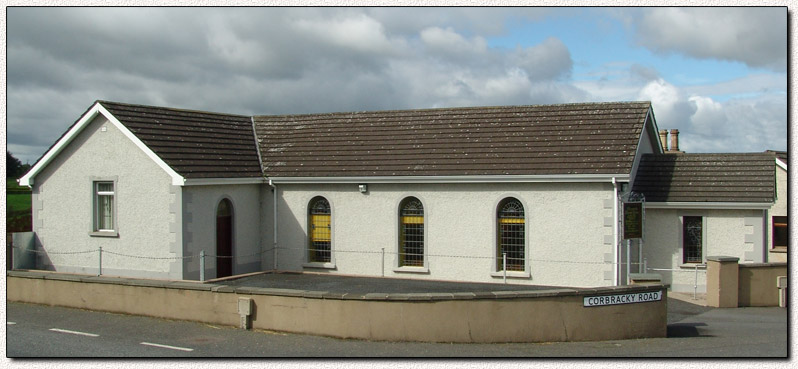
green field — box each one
[7,178,32,232]
[7,193,31,212]
[7,178,31,211]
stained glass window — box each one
[498,198,525,271]
[682,216,703,263]
[308,197,331,263]
[399,197,424,267]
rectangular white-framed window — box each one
[91,180,118,236]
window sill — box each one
[302,262,336,270]
[679,263,706,269]
[393,266,429,274]
[770,247,787,253]
[490,270,531,278]
[89,231,118,238]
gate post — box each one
[200,250,205,282]
[706,256,739,307]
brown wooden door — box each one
[216,200,233,278]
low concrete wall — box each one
[7,270,667,343]
[738,263,788,307]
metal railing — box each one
[646,260,706,300]
[12,244,655,284]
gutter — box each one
[644,202,772,210]
[267,174,630,185]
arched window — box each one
[399,197,424,267]
[308,197,331,263]
[497,198,525,271]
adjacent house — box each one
[17,100,784,291]
[633,149,778,292]
[767,150,788,263]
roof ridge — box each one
[253,101,652,119]
[97,100,251,119]
[643,152,776,156]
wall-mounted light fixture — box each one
[358,184,368,193]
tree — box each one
[7,151,23,178]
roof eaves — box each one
[266,173,630,184]
[644,201,773,210]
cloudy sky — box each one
[5,6,788,164]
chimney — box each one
[669,129,682,153]
[658,130,669,152]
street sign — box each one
[583,290,662,307]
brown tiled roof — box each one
[632,153,775,203]
[99,101,262,179]
[767,150,787,164]
[252,102,652,177]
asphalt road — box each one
[4,299,788,358]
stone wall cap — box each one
[7,270,669,301]
[707,256,740,262]
[739,262,788,268]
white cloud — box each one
[294,13,398,55]
[634,8,786,71]
[684,95,787,153]
[420,26,487,55]
[638,81,786,153]
[511,37,573,81]
[637,78,696,129]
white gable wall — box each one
[271,182,617,287]
[30,115,182,279]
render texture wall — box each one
[182,184,263,280]
[272,182,616,287]
[30,115,181,279]
[643,207,767,292]
[767,165,787,263]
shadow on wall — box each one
[10,232,45,270]
[275,191,310,272]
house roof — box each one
[98,101,262,179]
[767,150,787,165]
[632,153,775,203]
[252,101,653,178]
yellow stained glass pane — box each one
[499,217,525,224]
[311,215,331,242]
[402,216,424,224]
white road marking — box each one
[140,342,194,352]
[49,328,99,337]
[7,322,16,325]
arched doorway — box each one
[216,199,233,278]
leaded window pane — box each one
[400,198,424,267]
[683,216,702,263]
[309,197,331,263]
[498,199,525,271]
